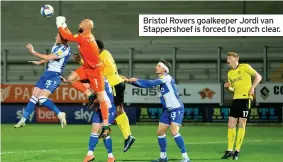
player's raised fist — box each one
[56,16,66,22]
[56,16,67,28]
[26,43,35,54]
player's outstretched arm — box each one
[28,60,47,65]
[137,79,164,86]
[56,16,83,43]
[58,27,82,43]
[26,43,59,61]
[38,60,48,64]
[130,80,155,88]
[127,78,163,88]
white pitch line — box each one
[1,139,282,155]
[185,139,283,145]
[1,148,86,155]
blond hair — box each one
[227,52,239,58]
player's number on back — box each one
[171,112,176,120]
[243,111,249,117]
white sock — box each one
[182,153,189,159]
[160,152,167,159]
[108,153,114,158]
[20,118,26,123]
[57,112,63,119]
[87,150,93,155]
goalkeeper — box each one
[72,40,135,152]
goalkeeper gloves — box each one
[56,16,67,29]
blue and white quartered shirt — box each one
[46,44,70,73]
[131,74,184,111]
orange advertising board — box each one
[1,84,88,103]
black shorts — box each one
[113,82,125,106]
[230,99,251,118]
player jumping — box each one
[124,59,190,162]
[15,33,70,128]
[222,52,262,160]
[56,17,110,134]
[73,40,136,152]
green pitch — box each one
[1,124,283,162]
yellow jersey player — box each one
[73,40,135,152]
[222,52,262,160]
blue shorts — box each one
[159,108,184,126]
[35,71,61,93]
[92,108,116,125]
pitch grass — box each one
[1,124,283,162]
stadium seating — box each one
[2,40,282,83]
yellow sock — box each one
[115,112,131,139]
[235,128,245,151]
[227,128,236,151]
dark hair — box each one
[59,33,68,45]
[160,58,171,72]
[95,40,104,50]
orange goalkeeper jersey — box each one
[79,50,124,87]
[58,27,101,69]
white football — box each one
[41,4,54,18]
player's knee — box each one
[97,93,107,103]
[82,83,90,89]
[170,129,179,136]
[38,96,47,104]
[157,129,166,136]
[238,119,247,128]
[67,74,78,84]
[116,105,124,115]
[32,88,41,98]
[228,122,236,128]
[32,92,40,99]
[98,98,106,103]
[238,124,246,129]
[91,127,100,134]
[67,76,75,84]
[228,119,237,128]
